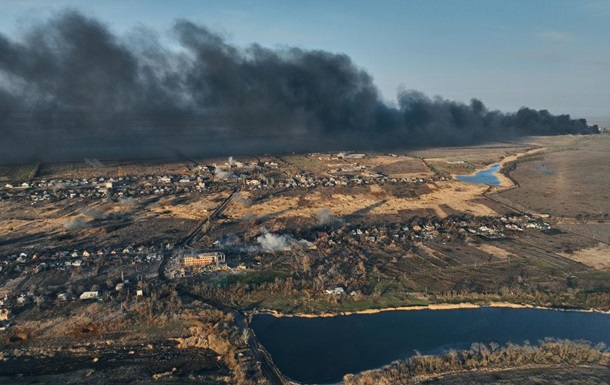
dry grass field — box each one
[0,192,226,253]
[38,159,190,179]
[495,136,610,218]
[224,181,499,225]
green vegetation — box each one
[0,163,39,182]
[221,270,290,287]
[279,155,326,172]
[425,161,472,176]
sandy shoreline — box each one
[494,147,545,187]
[452,147,545,188]
[255,301,610,319]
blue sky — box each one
[2,0,609,122]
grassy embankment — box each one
[190,268,610,316]
[342,338,610,385]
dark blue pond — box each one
[456,163,501,185]
[251,308,610,384]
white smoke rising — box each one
[316,208,343,226]
[214,233,258,253]
[63,215,90,231]
[214,166,230,179]
[218,233,241,247]
[256,229,312,251]
[80,208,104,219]
[118,197,137,206]
[84,158,104,168]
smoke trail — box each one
[0,11,599,163]
[63,215,90,231]
[316,208,343,226]
[256,229,312,251]
[84,158,104,168]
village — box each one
[0,136,609,384]
[0,152,450,206]
[0,174,558,333]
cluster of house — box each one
[201,155,452,192]
[2,245,164,277]
[1,155,452,203]
[0,173,226,202]
[311,151,368,160]
[0,158,299,202]
[324,287,345,295]
[323,286,362,297]
[245,172,450,190]
[0,245,155,325]
[0,277,146,330]
[312,214,551,248]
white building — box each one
[79,291,100,300]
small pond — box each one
[456,163,501,185]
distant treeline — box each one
[342,338,609,385]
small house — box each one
[0,309,10,321]
[79,291,99,300]
[57,293,70,301]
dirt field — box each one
[555,222,610,245]
[361,156,432,178]
[495,136,610,218]
[280,153,434,179]
[0,299,234,385]
[225,181,499,225]
[559,243,610,270]
[0,191,227,253]
[38,159,191,179]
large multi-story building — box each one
[183,252,226,267]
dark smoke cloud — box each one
[0,11,599,163]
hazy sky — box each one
[2,0,609,122]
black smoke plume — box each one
[0,11,599,163]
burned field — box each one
[0,296,254,385]
[1,136,610,383]
[0,197,201,254]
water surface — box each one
[251,308,610,384]
[456,163,501,185]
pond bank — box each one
[456,164,501,185]
[251,305,610,384]
[253,301,610,318]
[452,147,546,188]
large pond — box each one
[251,308,610,384]
[456,163,501,185]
